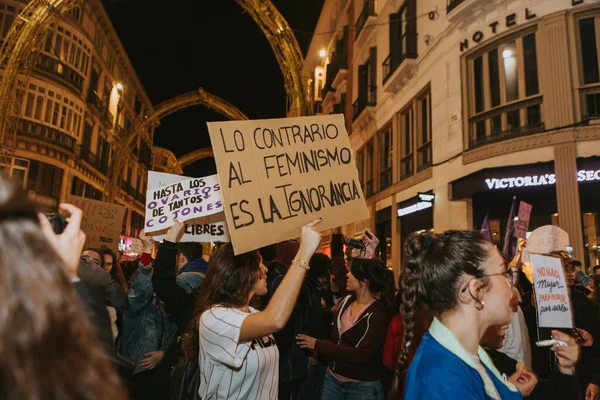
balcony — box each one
[352,85,377,122]
[400,153,414,181]
[87,89,105,114]
[447,0,465,13]
[417,142,432,172]
[355,0,377,49]
[80,147,109,176]
[380,167,392,191]
[382,35,418,94]
[17,118,76,154]
[469,122,546,149]
[446,0,477,23]
[36,53,84,94]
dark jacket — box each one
[314,294,390,381]
[152,240,199,336]
[485,348,582,400]
[176,257,208,294]
[78,260,128,314]
[266,261,323,384]
[331,234,348,299]
[526,286,600,388]
[151,241,200,400]
[73,280,115,352]
[121,259,177,374]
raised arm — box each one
[238,220,322,343]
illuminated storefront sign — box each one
[485,170,600,190]
[397,192,435,217]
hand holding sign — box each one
[296,219,323,262]
[166,218,185,243]
[530,253,573,329]
[39,203,86,279]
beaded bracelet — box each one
[291,259,310,270]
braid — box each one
[397,269,418,369]
[386,268,419,400]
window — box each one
[400,105,414,180]
[383,0,417,84]
[0,4,19,40]
[365,140,374,198]
[467,31,543,149]
[42,23,91,77]
[400,87,432,179]
[417,91,432,171]
[356,149,365,194]
[21,83,84,139]
[353,47,377,121]
[4,157,29,188]
[379,125,393,191]
[577,16,600,120]
[28,161,63,199]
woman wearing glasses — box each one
[396,231,528,400]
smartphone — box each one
[565,245,573,257]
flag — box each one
[502,196,517,262]
[481,214,492,243]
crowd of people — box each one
[2,173,600,399]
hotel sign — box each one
[459,1,589,52]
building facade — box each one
[0,0,154,240]
[305,0,600,276]
[152,146,183,175]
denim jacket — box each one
[120,261,177,374]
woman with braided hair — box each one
[398,231,532,400]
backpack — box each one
[169,357,200,400]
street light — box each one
[319,49,327,58]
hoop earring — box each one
[468,286,485,310]
[474,299,485,310]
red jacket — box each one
[382,314,427,372]
[314,295,390,381]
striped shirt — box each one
[198,307,279,399]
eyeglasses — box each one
[483,267,519,288]
[461,267,519,292]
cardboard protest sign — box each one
[530,253,573,329]
[352,229,379,259]
[131,238,144,254]
[513,201,532,239]
[145,175,223,233]
[152,220,230,243]
[207,114,370,254]
[65,195,126,254]
[146,171,229,242]
[523,225,569,263]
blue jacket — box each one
[176,258,208,294]
[121,262,177,374]
[404,319,522,400]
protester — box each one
[151,219,203,399]
[297,253,335,400]
[79,247,128,315]
[100,246,129,291]
[399,231,522,399]
[499,287,532,369]
[0,176,127,399]
[383,288,431,397]
[181,219,322,399]
[266,251,330,400]
[121,231,177,399]
[481,325,582,399]
[176,242,208,293]
[296,258,394,399]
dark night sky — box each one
[103,0,324,177]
